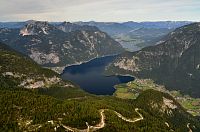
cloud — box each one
[0,0,200,22]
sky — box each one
[0,0,200,22]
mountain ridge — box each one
[106,22,200,97]
[75,21,192,51]
[0,21,124,73]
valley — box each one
[1,0,200,131]
[76,21,192,51]
[1,21,200,131]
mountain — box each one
[0,20,61,29]
[0,21,124,73]
[0,21,192,52]
[57,21,99,33]
[75,21,131,36]
[106,22,200,98]
[134,90,200,132]
[76,21,191,35]
[0,41,88,98]
[76,21,192,51]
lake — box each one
[61,56,134,95]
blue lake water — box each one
[61,56,134,95]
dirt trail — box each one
[187,123,193,132]
[61,108,143,132]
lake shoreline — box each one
[47,54,120,74]
[61,55,134,95]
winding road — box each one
[187,123,193,132]
[61,108,143,132]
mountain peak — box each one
[25,20,37,24]
[19,21,55,36]
[62,21,73,25]
[57,21,99,33]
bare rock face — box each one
[20,28,34,36]
[163,97,177,110]
[1,70,70,89]
[107,23,200,97]
[162,97,178,116]
[149,96,178,116]
[19,76,61,89]
[113,57,140,72]
[30,49,60,65]
[19,21,52,36]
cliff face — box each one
[107,23,200,97]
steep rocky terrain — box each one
[0,21,124,73]
[106,22,200,97]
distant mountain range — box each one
[0,21,192,51]
[75,21,192,51]
[106,22,200,98]
[75,21,192,34]
[0,21,61,29]
[0,21,124,73]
